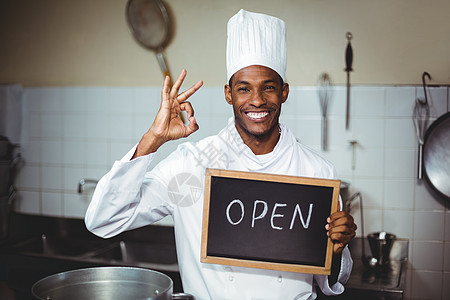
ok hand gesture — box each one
[133,69,203,158]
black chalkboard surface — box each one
[201,168,340,275]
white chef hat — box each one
[226,9,287,83]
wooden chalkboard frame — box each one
[201,168,341,275]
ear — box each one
[224,84,233,105]
[281,83,289,103]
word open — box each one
[225,199,314,230]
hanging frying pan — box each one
[126,0,186,123]
[126,0,172,78]
[423,111,450,200]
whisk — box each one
[412,72,431,179]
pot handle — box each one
[172,293,194,300]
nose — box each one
[249,90,266,107]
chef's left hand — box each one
[325,211,357,255]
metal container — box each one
[367,232,396,267]
[32,266,193,300]
[0,192,14,239]
[0,135,16,160]
[0,160,12,195]
[0,139,9,158]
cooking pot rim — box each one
[32,266,174,299]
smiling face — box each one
[225,65,289,154]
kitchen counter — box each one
[1,213,408,300]
[322,236,409,300]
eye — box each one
[264,85,275,91]
[237,87,249,92]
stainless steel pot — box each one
[32,266,193,300]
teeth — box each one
[247,112,268,119]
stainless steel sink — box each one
[90,241,178,265]
[0,213,183,298]
[9,234,112,258]
[8,233,178,270]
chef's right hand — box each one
[132,69,203,159]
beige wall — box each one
[0,0,449,87]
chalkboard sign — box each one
[201,168,340,275]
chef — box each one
[85,9,356,300]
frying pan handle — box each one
[156,52,171,80]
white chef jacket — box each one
[85,119,352,300]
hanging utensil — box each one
[412,72,431,179]
[344,32,353,130]
[126,0,186,123]
[126,0,172,78]
[317,73,333,151]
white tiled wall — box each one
[12,84,450,300]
